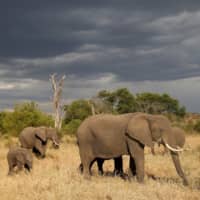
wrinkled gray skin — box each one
[77,113,188,185]
[7,147,33,175]
[96,126,186,178]
[19,126,59,157]
[151,127,186,155]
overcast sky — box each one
[1,1,200,112]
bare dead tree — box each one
[88,97,112,115]
[88,100,96,115]
[50,73,66,130]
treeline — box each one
[0,88,199,137]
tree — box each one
[63,99,91,124]
[88,96,113,115]
[135,93,186,116]
[50,74,66,130]
[63,99,92,135]
[97,88,137,114]
[0,102,53,136]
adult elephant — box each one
[19,126,59,157]
[76,113,188,185]
[96,126,186,177]
[151,126,186,155]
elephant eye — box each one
[160,128,164,132]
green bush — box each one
[0,102,54,136]
[62,119,82,135]
[194,120,200,133]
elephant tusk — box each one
[165,143,184,152]
[53,140,59,146]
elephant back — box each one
[19,127,36,148]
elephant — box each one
[96,126,186,177]
[7,146,33,175]
[151,127,186,155]
[19,126,59,157]
[76,112,188,185]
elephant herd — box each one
[7,126,59,175]
[6,112,189,186]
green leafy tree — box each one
[97,88,137,114]
[63,100,91,124]
[136,93,186,116]
[0,102,54,136]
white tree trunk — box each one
[50,74,65,130]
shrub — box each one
[0,102,54,136]
[62,119,82,135]
[194,120,200,133]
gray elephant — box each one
[77,113,188,185]
[151,126,186,155]
[19,126,59,157]
[97,126,186,177]
[7,146,33,175]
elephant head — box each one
[126,113,188,185]
[34,127,47,144]
[127,114,183,152]
[46,127,60,148]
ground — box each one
[0,135,199,200]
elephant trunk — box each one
[52,139,59,148]
[162,131,184,152]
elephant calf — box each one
[7,147,33,175]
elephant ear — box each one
[35,128,47,143]
[127,116,153,147]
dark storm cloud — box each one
[1,1,200,111]
[1,0,200,58]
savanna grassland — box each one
[0,135,199,200]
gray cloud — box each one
[1,1,200,112]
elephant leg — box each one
[78,163,83,174]
[151,146,155,155]
[79,150,94,179]
[24,163,31,172]
[97,158,104,175]
[35,139,46,158]
[129,156,136,177]
[113,156,123,176]
[170,152,189,186]
[127,139,145,183]
[8,162,15,175]
[17,161,23,172]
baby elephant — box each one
[7,147,33,175]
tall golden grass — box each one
[0,135,199,200]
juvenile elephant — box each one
[77,113,188,185]
[19,126,59,157]
[7,146,33,175]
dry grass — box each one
[0,135,200,200]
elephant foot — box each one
[183,179,189,186]
[98,170,104,176]
[83,173,91,180]
[119,173,129,180]
[8,171,14,176]
[136,174,144,183]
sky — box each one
[1,1,200,113]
